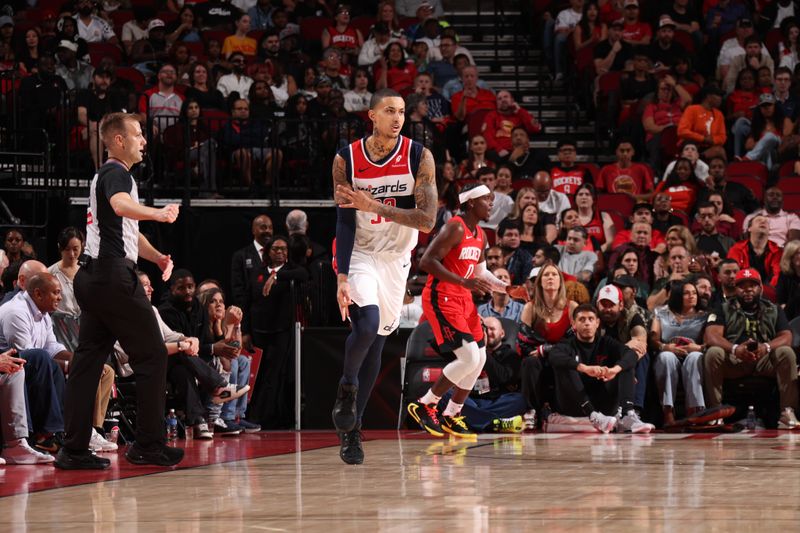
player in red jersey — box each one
[408,184,529,436]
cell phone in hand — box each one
[746,340,759,351]
[227,340,241,349]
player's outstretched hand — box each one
[158,254,174,282]
[336,184,376,212]
[158,204,180,223]
[506,285,530,301]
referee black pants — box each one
[63,258,168,451]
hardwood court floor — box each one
[3,430,800,532]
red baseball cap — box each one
[735,268,762,285]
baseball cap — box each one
[659,16,676,29]
[279,25,299,40]
[597,284,622,305]
[610,18,625,28]
[624,0,638,7]
[315,74,332,87]
[0,15,14,28]
[632,201,653,213]
[148,19,165,31]
[57,39,78,53]
[754,93,776,107]
[735,268,762,285]
[612,275,638,290]
[528,266,541,281]
[737,18,753,28]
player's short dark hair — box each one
[370,88,403,109]
[572,303,598,319]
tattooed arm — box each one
[333,153,356,320]
[336,148,438,232]
[332,154,350,204]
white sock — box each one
[443,400,463,417]
[418,389,441,405]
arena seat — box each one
[202,30,230,46]
[727,174,763,202]
[511,179,533,191]
[765,28,783,59]
[778,160,798,178]
[350,16,376,38]
[115,67,146,92]
[782,193,800,212]
[727,160,768,183]
[88,42,123,68]
[777,179,800,195]
[576,162,601,184]
[598,193,634,217]
[300,16,330,42]
[672,30,695,53]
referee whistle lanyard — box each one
[106,157,130,171]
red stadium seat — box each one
[202,30,231,46]
[300,16,330,42]
[727,160,768,183]
[109,11,134,36]
[248,30,265,43]
[202,108,230,132]
[399,17,418,30]
[467,108,493,139]
[115,67,146,92]
[576,162,601,183]
[765,28,783,59]
[779,160,798,178]
[511,179,534,191]
[673,30,695,53]
[727,174,763,202]
[597,71,623,95]
[777,179,800,195]
[88,42,122,68]
[157,11,178,24]
[783,193,800,211]
[483,228,496,247]
[350,16,375,38]
[184,42,206,59]
[598,193,634,217]
[606,210,626,233]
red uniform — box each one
[423,216,486,350]
[551,165,590,196]
[326,25,359,50]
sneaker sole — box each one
[407,405,445,437]
[125,452,183,466]
[54,460,108,470]
[332,408,357,433]
[243,427,261,433]
[778,422,800,430]
[442,426,476,438]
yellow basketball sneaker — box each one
[491,415,524,433]
[441,415,476,438]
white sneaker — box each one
[1,440,55,464]
[523,409,537,431]
[589,411,618,434]
[89,428,118,452]
[547,412,598,433]
[0,456,5,465]
[618,410,655,434]
[779,407,800,430]
[194,422,214,439]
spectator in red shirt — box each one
[374,42,418,96]
[621,0,652,46]
[610,202,667,252]
[728,68,760,157]
[642,75,691,171]
[597,138,654,200]
[727,215,782,286]
[654,157,702,213]
[550,138,592,196]
[450,65,496,122]
[483,90,542,158]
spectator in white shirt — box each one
[217,52,254,100]
[396,0,444,18]
[544,0,584,81]
[532,171,571,222]
[358,22,396,66]
[74,0,118,45]
[557,227,597,282]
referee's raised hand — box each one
[157,204,180,224]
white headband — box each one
[459,185,491,205]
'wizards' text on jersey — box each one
[339,135,424,258]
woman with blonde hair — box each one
[510,186,537,220]
[777,240,800,320]
[654,224,704,279]
[518,262,579,420]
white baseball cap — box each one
[597,285,622,305]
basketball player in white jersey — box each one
[332,88,437,464]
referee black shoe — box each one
[125,442,184,466]
[54,448,111,470]
[332,383,358,432]
[338,429,364,465]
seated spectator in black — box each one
[248,79,281,121]
[651,192,683,236]
[196,0,239,31]
[704,268,799,429]
[76,67,127,169]
[319,48,349,90]
[281,93,321,162]
[519,203,555,254]
[657,0,702,44]
[647,16,686,70]
[185,62,226,110]
[496,218,534,285]
[219,98,281,189]
[710,258,741,308]
[230,214,273,326]
[308,75,337,117]
[549,303,653,433]
[19,54,67,149]
[694,201,736,259]
[438,316,527,433]
[599,139,655,200]
[3,230,33,271]
[593,19,633,76]
[774,66,798,122]
[511,130,554,180]
[518,263,578,418]
[777,240,800,320]
[550,138,591,196]
[648,245,692,310]
[483,90,542,160]
[56,16,89,62]
[165,6,202,44]
[556,227,597,283]
[620,47,656,104]
[163,98,218,194]
[244,236,309,428]
[694,158,756,217]
[16,26,43,75]
[727,215,782,287]
[285,209,329,263]
[158,269,241,365]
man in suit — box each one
[230,214,273,350]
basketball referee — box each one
[55,113,182,469]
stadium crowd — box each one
[4,0,800,462]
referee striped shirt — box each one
[85,162,139,263]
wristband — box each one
[731,344,739,356]
[764,342,771,354]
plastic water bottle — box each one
[167,409,178,441]
[108,426,119,444]
[746,405,757,430]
